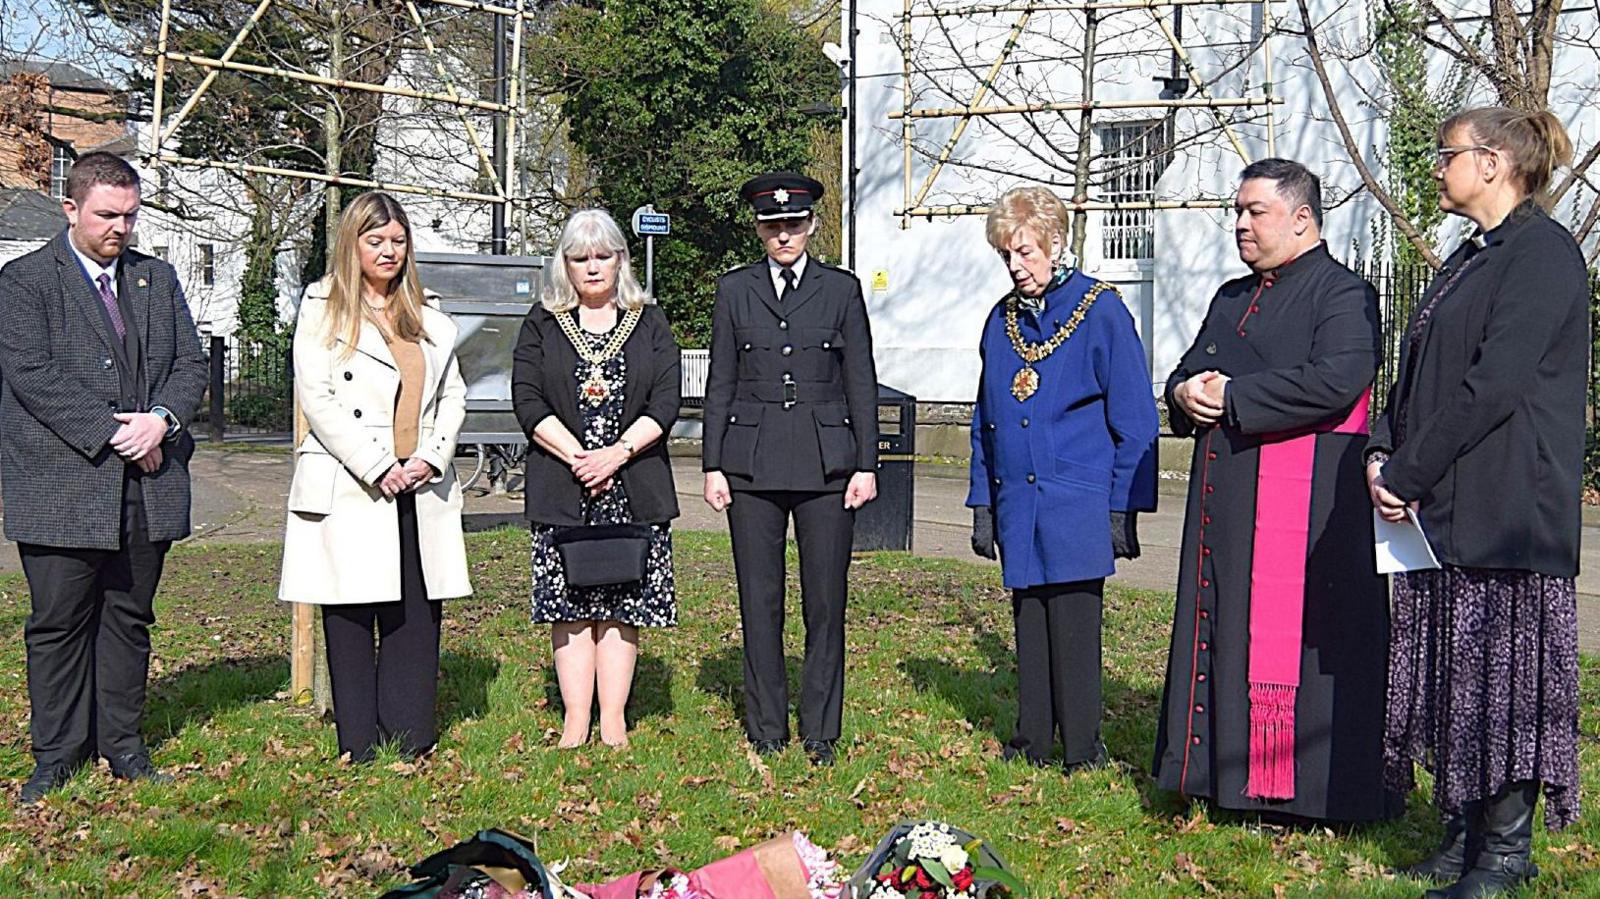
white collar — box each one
[767,253,808,294]
[69,238,119,291]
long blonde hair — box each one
[543,209,651,313]
[323,191,429,357]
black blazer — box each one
[511,303,681,526]
[701,258,878,492]
[1368,204,1588,576]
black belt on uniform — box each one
[736,382,846,405]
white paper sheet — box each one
[1373,508,1441,574]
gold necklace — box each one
[556,306,642,406]
[1004,282,1109,401]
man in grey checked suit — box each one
[0,152,207,804]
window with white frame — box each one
[50,145,73,201]
[1095,120,1172,261]
[198,244,215,286]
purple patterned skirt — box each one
[1384,566,1580,830]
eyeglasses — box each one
[1434,145,1497,167]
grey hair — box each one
[543,208,650,312]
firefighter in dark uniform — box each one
[702,172,879,766]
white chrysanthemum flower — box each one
[937,843,969,872]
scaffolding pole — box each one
[156,51,515,114]
[158,0,277,147]
[890,95,1281,119]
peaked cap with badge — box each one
[739,172,824,221]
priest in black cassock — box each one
[1151,158,1401,822]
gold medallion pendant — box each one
[1011,365,1040,401]
[1003,283,1110,402]
[580,365,612,406]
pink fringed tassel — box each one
[1245,682,1296,800]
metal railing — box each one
[196,335,294,440]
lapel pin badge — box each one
[137,277,148,287]
[1204,343,1217,355]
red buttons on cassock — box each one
[1251,305,1261,313]
[1199,610,1209,619]
[1204,485,1214,494]
[1207,451,1217,460]
[1194,704,1204,713]
[1197,673,1207,682]
[1192,736,1201,745]
[1199,641,1209,651]
[1238,329,1248,337]
[1200,579,1210,588]
[1202,547,1211,556]
[1203,515,1212,525]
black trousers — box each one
[727,489,853,743]
[20,480,170,766]
[321,492,441,759]
[1009,579,1104,765]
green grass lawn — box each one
[0,530,1595,896]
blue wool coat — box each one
[966,271,1160,589]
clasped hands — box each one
[1172,370,1230,427]
[378,458,439,498]
[572,443,629,496]
[111,412,167,473]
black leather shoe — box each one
[107,752,174,785]
[19,762,76,805]
[1063,741,1110,776]
[803,740,837,767]
[750,739,785,756]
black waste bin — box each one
[853,384,915,552]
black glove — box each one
[971,506,997,559]
[1110,510,1140,560]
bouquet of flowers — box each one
[579,831,843,899]
[847,822,1023,899]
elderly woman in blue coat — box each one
[968,185,1159,771]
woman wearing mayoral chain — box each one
[966,186,1159,771]
[512,209,682,749]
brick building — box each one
[0,61,127,201]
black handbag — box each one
[551,523,652,587]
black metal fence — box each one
[196,335,294,440]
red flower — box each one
[952,867,975,890]
[913,868,933,889]
[920,891,939,899]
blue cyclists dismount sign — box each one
[631,207,671,236]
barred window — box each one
[1096,120,1172,261]
[198,244,215,286]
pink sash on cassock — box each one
[1244,390,1369,800]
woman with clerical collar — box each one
[1368,107,1586,898]
[966,185,1159,772]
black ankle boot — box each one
[1392,808,1478,882]
[1424,782,1539,899]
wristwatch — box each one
[619,437,636,457]
[150,405,181,440]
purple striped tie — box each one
[97,273,126,341]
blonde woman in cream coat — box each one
[280,191,470,762]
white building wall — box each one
[848,0,1597,404]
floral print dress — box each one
[529,320,676,628]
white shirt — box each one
[767,253,809,299]
[70,240,120,298]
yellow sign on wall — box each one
[871,270,889,291]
